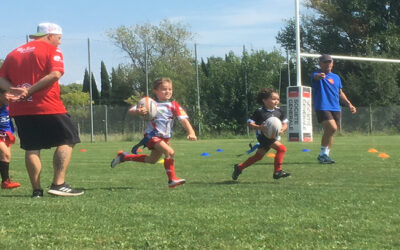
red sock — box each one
[238,152,264,170]
[123,154,147,162]
[274,145,287,172]
[164,158,177,181]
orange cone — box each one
[378,153,390,158]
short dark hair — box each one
[319,54,333,62]
[256,88,277,105]
[153,77,172,90]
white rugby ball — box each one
[137,97,158,120]
[262,117,282,139]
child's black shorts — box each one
[14,113,80,150]
[257,134,276,150]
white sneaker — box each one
[168,178,186,188]
[111,151,126,168]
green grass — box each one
[1,135,399,249]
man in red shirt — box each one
[0,23,83,197]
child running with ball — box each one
[110,77,197,188]
[232,88,290,180]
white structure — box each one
[286,0,313,142]
[287,86,312,142]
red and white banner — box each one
[286,86,312,142]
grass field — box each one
[1,135,399,249]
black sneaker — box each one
[273,170,291,180]
[48,183,84,197]
[232,164,242,180]
[32,189,44,198]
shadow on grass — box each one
[187,180,238,185]
[0,187,134,198]
[0,194,31,198]
[82,186,134,191]
[188,180,283,185]
[252,161,320,166]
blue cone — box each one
[216,149,224,152]
[302,149,310,152]
[201,152,210,156]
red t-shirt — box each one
[0,40,67,116]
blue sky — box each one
[0,0,301,85]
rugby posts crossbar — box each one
[301,53,400,64]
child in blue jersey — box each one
[110,77,197,188]
[311,54,356,164]
[233,88,290,180]
[0,89,20,189]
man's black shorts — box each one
[14,114,80,150]
[316,110,341,124]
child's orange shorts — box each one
[145,136,170,149]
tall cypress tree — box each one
[82,69,90,92]
[91,73,100,104]
[82,68,100,104]
[100,61,111,105]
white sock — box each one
[326,148,330,156]
[320,146,328,156]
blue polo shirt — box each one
[311,71,342,111]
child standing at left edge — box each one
[0,89,20,189]
[111,77,197,188]
[233,88,290,181]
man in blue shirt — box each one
[311,54,356,164]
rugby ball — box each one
[137,97,158,120]
[262,117,282,139]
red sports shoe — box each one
[168,178,186,188]
[1,179,21,189]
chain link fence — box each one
[69,104,400,142]
[311,105,400,135]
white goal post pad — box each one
[286,86,312,142]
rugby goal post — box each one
[286,0,313,142]
[287,0,400,142]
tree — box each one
[107,19,193,70]
[107,19,195,105]
[110,65,135,106]
[82,69,90,93]
[60,83,83,95]
[198,50,284,134]
[61,89,91,134]
[276,0,400,106]
[82,68,100,104]
[61,91,90,107]
[100,61,111,105]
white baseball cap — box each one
[29,22,62,39]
